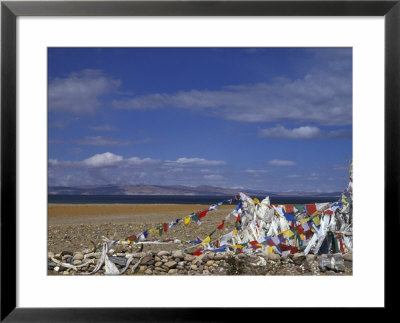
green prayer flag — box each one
[295,204,305,213]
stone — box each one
[178,261,185,267]
[206,260,214,266]
[60,251,73,257]
[63,271,69,275]
[306,254,316,262]
[155,262,162,267]
[144,269,153,275]
[343,253,353,262]
[133,252,146,258]
[293,253,305,260]
[48,262,57,270]
[141,255,154,265]
[190,265,198,270]
[184,255,196,262]
[268,253,281,261]
[73,260,82,266]
[108,256,127,267]
[344,261,352,269]
[164,261,177,269]
[172,250,184,259]
[206,252,215,260]
[73,253,84,261]
[48,252,55,259]
[168,269,178,275]
[214,253,224,260]
[157,251,170,257]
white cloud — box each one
[165,157,227,168]
[75,136,152,146]
[259,125,322,139]
[259,125,351,140]
[267,159,296,166]
[113,74,351,126]
[49,69,120,114]
[82,152,123,167]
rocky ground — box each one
[48,204,352,276]
[48,249,352,276]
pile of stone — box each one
[48,248,352,276]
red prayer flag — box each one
[285,204,294,214]
[324,210,333,216]
[198,210,208,219]
[163,223,168,233]
[336,233,345,253]
[305,204,317,215]
[217,220,225,230]
[236,213,241,222]
[295,224,304,235]
[249,240,259,247]
[192,248,202,256]
[128,235,136,241]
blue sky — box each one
[48,48,352,192]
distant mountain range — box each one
[48,184,341,197]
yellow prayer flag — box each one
[233,227,238,235]
[267,246,274,254]
[184,217,191,226]
[312,215,321,226]
[300,233,304,240]
[233,244,244,249]
[202,236,211,244]
[300,218,310,223]
[253,198,260,204]
[285,230,294,238]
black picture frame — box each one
[1,0,397,321]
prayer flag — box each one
[184,217,191,226]
[312,215,321,226]
[285,229,294,238]
[284,205,294,214]
[217,220,225,230]
[191,213,199,222]
[192,248,202,256]
[202,236,211,244]
[305,204,317,215]
[163,223,168,233]
[236,213,241,223]
[283,211,296,222]
[295,204,305,213]
[233,227,238,235]
[295,224,304,235]
[199,210,208,219]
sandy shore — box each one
[48,203,237,253]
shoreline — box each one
[48,203,234,220]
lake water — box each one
[48,194,340,205]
